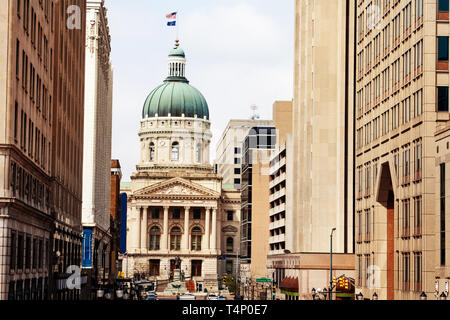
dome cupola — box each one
[142,40,209,120]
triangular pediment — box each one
[134,177,220,199]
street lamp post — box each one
[329,228,336,301]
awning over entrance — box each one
[280,277,299,296]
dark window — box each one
[226,237,233,252]
[10,231,16,270]
[441,163,446,266]
[234,178,241,185]
[151,208,159,219]
[193,209,201,220]
[14,102,18,140]
[16,39,20,77]
[439,0,449,12]
[227,211,234,221]
[25,235,31,269]
[32,238,37,269]
[234,168,241,175]
[149,260,160,276]
[226,260,233,274]
[191,260,202,277]
[438,36,449,61]
[173,208,181,219]
[438,86,449,111]
[17,234,23,270]
[38,239,43,269]
[149,226,161,251]
[234,147,241,154]
[191,227,202,251]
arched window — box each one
[226,237,233,253]
[170,227,181,251]
[150,142,155,161]
[196,143,202,163]
[171,142,179,161]
[149,226,161,250]
[191,227,202,251]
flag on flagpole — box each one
[166,12,177,19]
[166,11,177,26]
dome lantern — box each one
[167,39,186,79]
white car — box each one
[179,293,196,300]
[207,294,219,300]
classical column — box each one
[184,206,190,250]
[217,210,222,252]
[205,208,211,250]
[135,206,141,253]
[141,207,148,251]
[162,206,169,250]
[211,208,217,251]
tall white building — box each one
[81,0,113,281]
[215,119,273,190]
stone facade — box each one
[354,0,448,300]
[81,0,113,282]
[0,0,86,300]
[124,44,241,294]
[292,0,355,255]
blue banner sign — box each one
[82,228,93,268]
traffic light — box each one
[332,277,337,288]
[272,287,276,296]
[339,278,344,288]
[344,278,349,290]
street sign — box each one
[256,277,272,283]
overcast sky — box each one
[107,0,294,181]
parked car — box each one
[179,293,196,300]
[207,294,219,300]
[145,291,157,301]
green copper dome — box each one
[142,42,209,120]
[142,81,209,119]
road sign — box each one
[256,277,272,283]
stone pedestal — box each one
[164,269,187,295]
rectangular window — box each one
[414,253,422,292]
[414,89,423,117]
[402,97,411,124]
[10,231,17,270]
[151,208,159,219]
[438,86,449,111]
[438,0,449,20]
[191,260,202,277]
[402,199,410,237]
[16,40,20,78]
[438,36,449,70]
[25,235,31,269]
[14,102,18,141]
[193,209,201,220]
[403,148,410,184]
[172,208,180,219]
[227,211,234,221]
[414,196,422,235]
[149,260,160,276]
[32,238,37,269]
[414,143,422,180]
[440,163,446,266]
[403,253,410,291]
[17,234,23,270]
